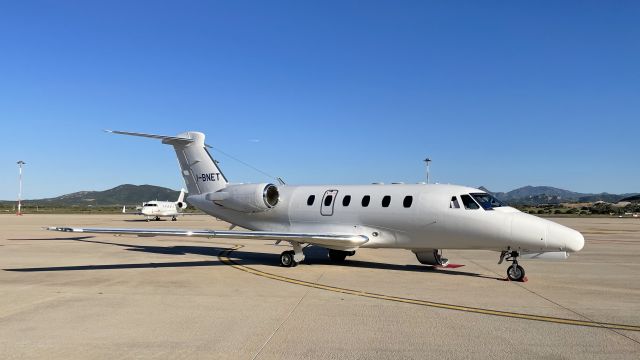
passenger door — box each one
[320,190,338,216]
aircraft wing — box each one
[46,227,369,249]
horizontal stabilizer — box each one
[105,130,194,145]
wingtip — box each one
[45,226,75,232]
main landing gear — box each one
[279,246,356,267]
[499,250,526,281]
[171,216,177,221]
[279,242,305,267]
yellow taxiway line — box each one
[218,247,640,332]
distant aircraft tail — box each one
[176,188,186,203]
[107,130,228,195]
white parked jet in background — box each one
[123,189,188,221]
[49,130,585,281]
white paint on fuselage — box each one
[141,201,181,217]
[187,183,584,253]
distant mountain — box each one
[3,184,637,208]
[7,184,181,206]
[481,186,638,205]
[620,194,640,202]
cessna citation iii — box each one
[48,130,585,281]
[123,189,188,221]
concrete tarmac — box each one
[0,214,638,359]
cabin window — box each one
[450,196,460,209]
[342,195,351,206]
[324,195,333,206]
[460,194,480,210]
[382,195,391,207]
[307,195,315,206]
[403,196,413,208]
[362,195,371,207]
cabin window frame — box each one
[307,195,316,206]
[342,195,351,206]
[382,195,391,208]
[361,195,371,207]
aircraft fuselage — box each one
[188,183,584,254]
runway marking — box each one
[218,247,640,332]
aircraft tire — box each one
[280,251,296,267]
[507,264,525,281]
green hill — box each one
[5,184,181,206]
[480,186,638,205]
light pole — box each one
[17,161,26,216]
[423,158,431,184]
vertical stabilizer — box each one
[107,130,228,195]
[164,132,228,195]
[176,188,186,203]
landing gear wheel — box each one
[280,250,297,267]
[171,217,177,221]
[328,249,348,263]
[507,264,525,281]
[155,216,160,221]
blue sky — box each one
[1,1,638,199]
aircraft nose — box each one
[547,222,585,252]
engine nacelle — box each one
[206,183,279,213]
[413,249,449,267]
[176,201,187,210]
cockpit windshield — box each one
[470,193,503,210]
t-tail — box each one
[107,130,228,195]
[176,188,186,203]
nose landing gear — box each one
[499,250,526,282]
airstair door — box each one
[321,190,339,216]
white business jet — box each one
[123,189,187,221]
[49,130,585,281]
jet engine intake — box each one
[176,202,187,209]
[206,183,279,213]
[413,249,449,267]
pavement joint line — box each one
[218,246,640,333]
[251,277,311,360]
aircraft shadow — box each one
[5,236,501,280]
